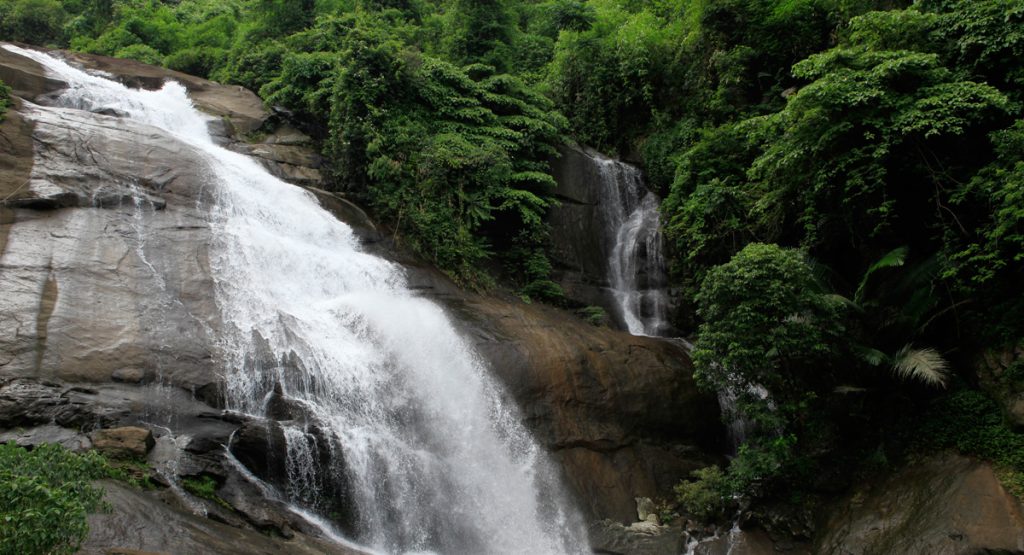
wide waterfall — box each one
[9,45,588,554]
[590,152,670,337]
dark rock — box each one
[80,480,364,555]
[229,419,289,489]
[817,453,1024,554]
[111,367,149,384]
[547,144,618,310]
[441,294,720,522]
[0,378,69,427]
[265,381,308,421]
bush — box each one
[576,305,607,327]
[917,389,1024,472]
[113,44,164,66]
[164,47,225,79]
[675,466,732,521]
[0,79,10,122]
[0,442,115,555]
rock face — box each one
[817,453,1024,555]
[547,144,620,310]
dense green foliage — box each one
[666,0,1024,519]
[0,78,9,121]
[0,0,569,291]
[0,443,115,555]
[693,243,845,424]
[5,0,1024,529]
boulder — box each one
[816,452,1024,554]
[590,519,685,555]
[90,426,155,458]
[229,419,289,488]
[976,343,1024,429]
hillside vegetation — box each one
[3,0,1023,527]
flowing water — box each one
[589,152,669,337]
[9,45,588,555]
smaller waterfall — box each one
[591,152,670,336]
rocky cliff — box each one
[0,44,719,553]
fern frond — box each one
[892,344,949,388]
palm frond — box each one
[855,246,908,305]
[892,344,950,388]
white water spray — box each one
[9,45,588,554]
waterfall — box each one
[590,152,669,337]
[9,45,588,555]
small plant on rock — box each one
[674,466,732,522]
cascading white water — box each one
[10,45,588,554]
[590,152,669,337]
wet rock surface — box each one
[80,480,360,555]
[547,144,618,310]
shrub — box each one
[164,47,225,79]
[0,79,10,122]
[576,306,607,327]
[113,44,164,66]
[0,442,115,555]
[675,466,732,521]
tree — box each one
[693,243,845,423]
[0,0,67,46]
[443,0,514,70]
